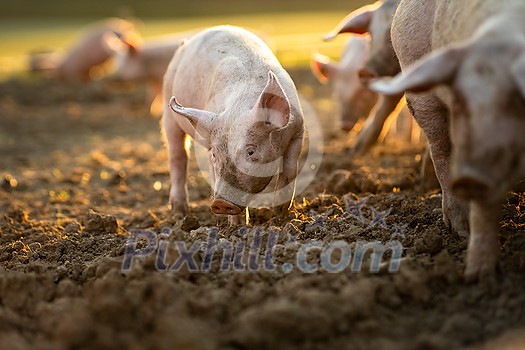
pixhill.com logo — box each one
[122,198,405,274]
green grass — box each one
[0,11,355,77]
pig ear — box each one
[310,53,337,84]
[370,46,467,95]
[323,4,378,41]
[102,31,126,54]
[256,71,291,128]
[120,32,142,54]
[511,51,525,98]
[169,97,218,136]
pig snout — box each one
[210,198,243,215]
[340,107,361,132]
[450,172,492,202]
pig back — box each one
[432,0,517,49]
[166,26,301,135]
[392,0,436,70]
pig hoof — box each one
[464,261,498,283]
[353,135,375,156]
[444,215,469,238]
[442,196,469,237]
[442,213,469,238]
[169,200,189,216]
[421,171,440,191]
[273,203,290,217]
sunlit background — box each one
[0,0,370,77]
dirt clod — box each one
[83,210,119,234]
[179,215,201,232]
[414,227,445,255]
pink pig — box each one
[311,35,408,154]
[162,26,304,224]
[311,36,378,133]
[372,0,525,279]
[322,0,407,154]
[55,18,139,82]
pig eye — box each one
[246,146,257,158]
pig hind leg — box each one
[406,93,469,237]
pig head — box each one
[324,0,401,80]
[311,36,379,132]
[372,31,525,204]
[170,71,303,215]
[102,31,146,83]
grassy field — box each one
[0,0,369,19]
[0,10,359,77]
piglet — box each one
[322,0,407,154]
[163,26,304,224]
[56,18,139,82]
[311,36,378,133]
[311,36,408,154]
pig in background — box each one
[372,0,525,279]
[319,0,415,155]
[163,25,304,225]
[311,37,377,133]
[102,28,271,116]
[54,18,141,82]
[26,17,140,82]
[28,50,62,77]
[322,0,439,189]
[324,0,401,79]
[311,36,413,155]
[102,30,197,116]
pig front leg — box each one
[162,111,189,216]
[274,134,303,216]
[407,93,469,237]
[465,200,501,281]
[353,93,404,155]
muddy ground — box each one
[1,68,525,350]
